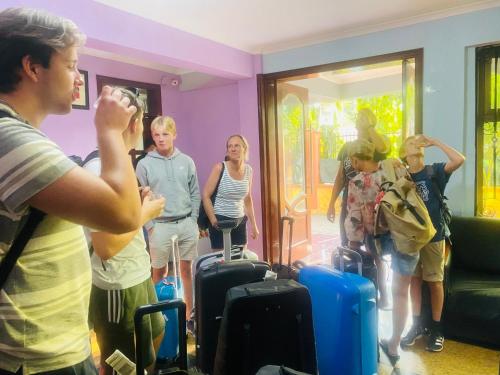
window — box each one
[476,45,500,218]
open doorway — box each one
[259,49,423,265]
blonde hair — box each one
[151,116,176,135]
[116,88,144,123]
[357,108,377,128]
[399,135,419,161]
[226,134,249,161]
[348,139,375,160]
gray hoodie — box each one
[136,148,200,220]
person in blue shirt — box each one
[398,135,464,354]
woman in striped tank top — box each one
[202,135,259,249]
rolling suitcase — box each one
[299,247,378,375]
[155,235,184,363]
[213,279,317,375]
[256,365,312,375]
[195,218,270,374]
[134,299,188,375]
[193,245,259,272]
[331,246,378,291]
[271,216,306,280]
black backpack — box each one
[425,165,452,238]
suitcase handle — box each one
[134,299,187,374]
[279,216,295,267]
[333,246,363,275]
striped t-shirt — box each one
[213,162,251,218]
[0,104,91,374]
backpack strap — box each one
[425,165,448,208]
[0,108,46,290]
[0,209,46,290]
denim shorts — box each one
[380,234,419,276]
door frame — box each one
[258,48,423,263]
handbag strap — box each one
[0,208,46,290]
[210,161,225,202]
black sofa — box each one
[443,216,500,347]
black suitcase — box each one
[271,216,306,280]
[134,299,187,375]
[332,245,378,290]
[256,365,312,375]
[195,218,270,375]
[213,279,317,375]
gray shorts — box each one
[150,217,199,267]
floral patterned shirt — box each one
[345,169,386,242]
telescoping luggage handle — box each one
[279,216,295,268]
[170,234,182,291]
[134,299,187,375]
[217,217,244,262]
[334,246,363,276]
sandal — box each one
[380,339,400,367]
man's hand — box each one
[142,193,165,223]
[94,86,137,134]
[417,134,437,148]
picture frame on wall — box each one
[72,69,89,110]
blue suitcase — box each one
[299,247,378,375]
[155,235,184,362]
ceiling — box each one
[89,0,499,91]
[94,0,499,54]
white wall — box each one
[263,7,500,216]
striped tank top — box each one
[213,161,252,218]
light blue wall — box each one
[263,7,500,216]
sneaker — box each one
[426,332,444,352]
[400,325,424,348]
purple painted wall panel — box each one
[42,54,180,158]
[1,0,254,79]
[177,84,240,185]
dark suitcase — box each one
[256,365,312,375]
[195,218,270,375]
[332,245,378,290]
[213,279,317,375]
[134,299,188,375]
[271,216,306,280]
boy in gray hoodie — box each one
[136,116,201,325]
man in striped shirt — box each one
[0,8,141,374]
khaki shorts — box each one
[150,218,199,267]
[89,278,165,368]
[413,240,445,282]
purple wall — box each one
[1,1,264,254]
[43,54,181,158]
[2,0,255,79]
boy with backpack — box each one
[399,135,465,353]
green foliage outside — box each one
[317,94,404,160]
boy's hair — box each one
[116,87,144,122]
[348,139,375,160]
[0,8,86,93]
[151,116,176,135]
[399,135,419,163]
[226,134,250,161]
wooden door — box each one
[276,83,312,262]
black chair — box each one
[443,216,500,348]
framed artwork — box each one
[72,69,89,110]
